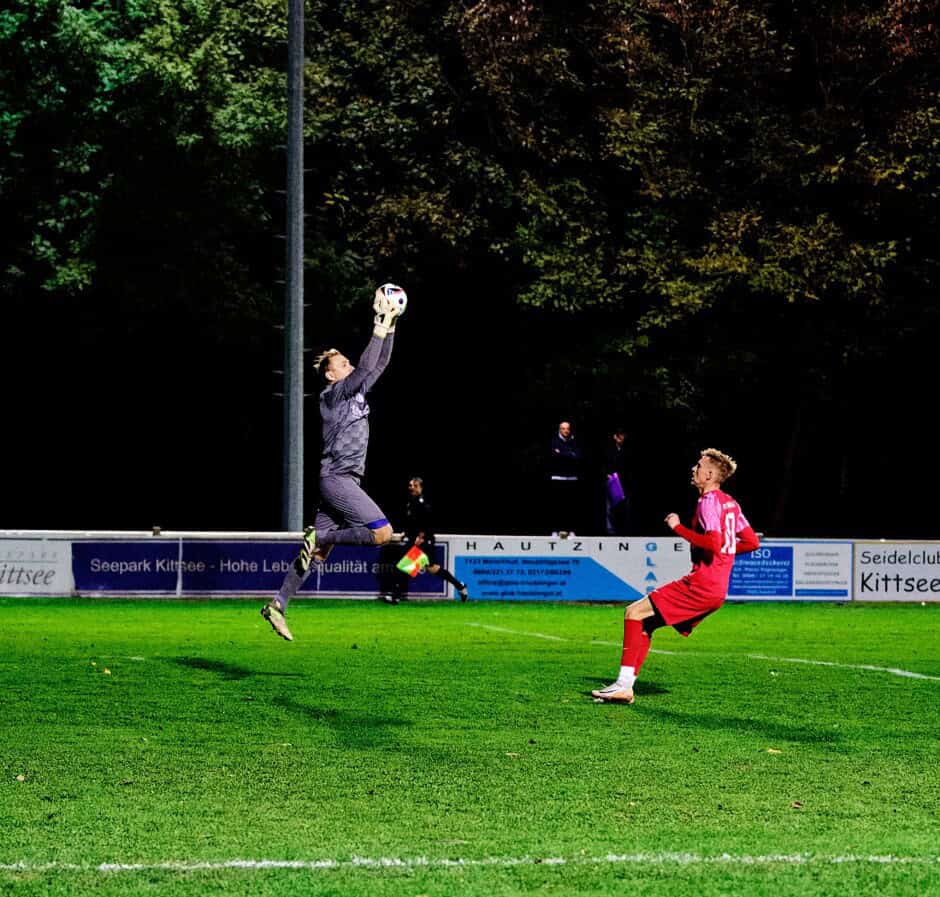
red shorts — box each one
[648,576,726,637]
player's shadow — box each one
[581,676,670,698]
[639,706,841,745]
[170,657,304,681]
[272,695,411,748]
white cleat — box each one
[261,602,294,641]
[591,682,635,704]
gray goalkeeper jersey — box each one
[319,332,394,478]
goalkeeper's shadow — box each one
[170,656,304,681]
[272,695,414,750]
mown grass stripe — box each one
[3,853,940,874]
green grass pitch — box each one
[1,598,937,897]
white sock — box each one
[617,666,636,689]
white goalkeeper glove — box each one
[372,286,402,337]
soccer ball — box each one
[379,283,408,317]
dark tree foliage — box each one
[1,0,937,534]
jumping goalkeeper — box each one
[261,285,404,641]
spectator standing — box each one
[548,420,582,535]
[604,427,631,535]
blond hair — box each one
[313,348,341,381]
[701,448,737,482]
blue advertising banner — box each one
[72,541,180,593]
[71,540,448,596]
[178,542,299,592]
[729,545,794,597]
[309,544,447,597]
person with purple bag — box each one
[604,427,631,535]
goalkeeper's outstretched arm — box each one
[358,329,395,394]
[362,286,401,388]
[334,287,401,396]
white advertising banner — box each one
[0,539,73,594]
[452,536,689,602]
[854,541,940,602]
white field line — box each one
[466,623,566,641]
[745,653,940,681]
[466,623,677,654]
[465,623,940,681]
[591,639,680,655]
[1,853,938,874]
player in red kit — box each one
[593,448,761,704]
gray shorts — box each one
[316,474,390,533]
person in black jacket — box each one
[547,420,582,535]
[382,477,469,604]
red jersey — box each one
[674,489,756,599]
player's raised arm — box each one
[333,285,406,397]
[666,513,723,553]
[327,333,382,399]
[735,525,760,554]
[730,501,760,554]
[361,284,405,389]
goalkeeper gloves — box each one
[372,286,401,338]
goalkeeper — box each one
[261,285,403,641]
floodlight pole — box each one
[282,0,305,531]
